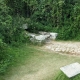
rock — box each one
[28,33,36,42]
[27,32,58,44]
[28,33,36,38]
[35,35,46,41]
[44,34,50,39]
[39,31,47,35]
[50,32,58,40]
[22,23,28,29]
[60,62,80,78]
[28,34,46,43]
[30,38,35,42]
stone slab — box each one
[35,35,46,41]
[60,62,80,78]
[50,32,58,40]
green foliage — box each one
[56,25,79,40]
[0,59,10,74]
[0,16,27,45]
[4,0,80,40]
[0,0,27,45]
[55,71,80,80]
[2,0,80,40]
[6,16,27,45]
[0,0,28,74]
[24,0,80,40]
[0,39,8,61]
[0,39,11,73]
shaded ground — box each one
[1,41,80,80]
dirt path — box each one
[43,41,80,55]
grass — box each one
[55,71,80,80]
[0,44,80,80]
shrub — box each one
[0,39,11,74]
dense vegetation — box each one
[3,0,80,40]
[0,0,80,74]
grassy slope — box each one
[0,44,80,80]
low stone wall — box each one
[28,32,58,43]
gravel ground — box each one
[43,41,80,55]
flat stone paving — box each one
[60,62,80,78]
[43,41,80,55]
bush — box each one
[56,25,79,40]
[0,39,8,60]
[0,39,12,74]
[3,0,80,41]
[0,15,27,45]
